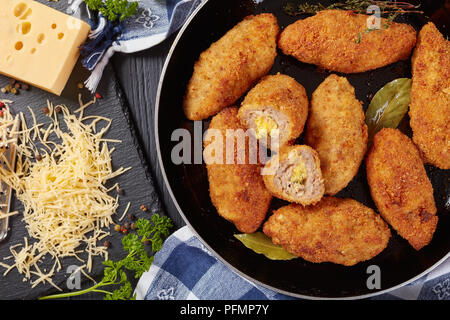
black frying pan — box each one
[155,0,450,299]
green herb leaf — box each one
[234,232,297,260]
[134,215,173,251]
[84,0,139,22]
[104,281,135,300]
[102,260,121,283]
[122,233,144,254]
[365,78,412,140]
[38,214,172,300]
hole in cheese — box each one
[51,23,57,29]
[13,3,27,17]
[30,48,36,54]
[15,41,23,51]
[21,22,31,35]
[19,8,32,20]
[37,33,45,44]
[57,32,64,40]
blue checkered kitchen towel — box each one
[134,226,450,300]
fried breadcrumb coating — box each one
[183,14,279,120]
[278,10,416,73]
[409,22,450,169]
[204,107,272,233]
[238,73,309,147]
[305,74,367,195]
[263,197,390,266]
[366,128,438,250]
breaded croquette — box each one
[262,145,324,205]
[204,107,272,233]
[366,128,438,250]
[409,22,450,169]
[238,73,309,148]
[305,74,368,195]
[183,14,279,120]
[278,10,416,73]
[263,197,391,266]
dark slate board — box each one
[0,1,164,300]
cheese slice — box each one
[0,0,90,95]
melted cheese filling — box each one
[290,160,307,184]
[254,115,279,139]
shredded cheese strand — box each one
[0,98,130,290]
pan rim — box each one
[154,0,450,300]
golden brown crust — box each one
[409,22,450,169]
[278,10,416,73]
[204,107,272,233]
[366,128,438,250]
[183,14,279,120]
[262,145,324,205]
[237,73,309,146]
[305,74,368,195]
[263,197,391,266]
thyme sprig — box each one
[284,0,423,16]
[355,11,400,43]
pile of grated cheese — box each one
[0,100,19,149]
[0,100,19,218]
[0,98,130,290]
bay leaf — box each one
[234,232,297,260]
[365,78,412,140]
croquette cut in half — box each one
[262,145,324,205]
[409,22,450,169]
[238,73,309,148]
[366,128,438,250]
[203,107,272,233]
[183,14,279,120]
[278,10,417,73]
[263,197,391,266]
[305,74,368,195]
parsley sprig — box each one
[39,214,173,300]
[84,0,139,22]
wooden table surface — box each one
[112,33,186,229]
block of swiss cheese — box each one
[0,0,90,95]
